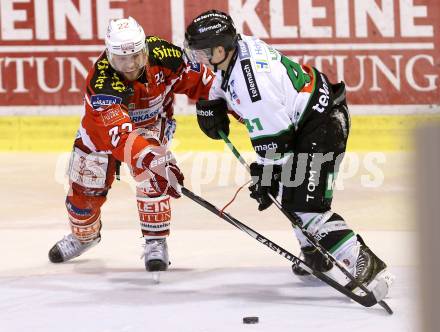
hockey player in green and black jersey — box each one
[184,10,394,295]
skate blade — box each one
[152,272,161,284]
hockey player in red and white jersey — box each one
[48,17,214,271]
[184,10,394,297]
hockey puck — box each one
[243,316,259,324]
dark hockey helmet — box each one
[184,10,237,64]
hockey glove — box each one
[135,146,184,199]
[249,162,281,211]
[196,99,230,140]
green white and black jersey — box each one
[209,34,336,165]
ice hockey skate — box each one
[48,233,100,263]
[143,238,169,272]
[292,246,333,279]
[345,236,395,301]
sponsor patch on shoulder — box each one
[238,41,251,60]
[188,62,201,72]
[254,59,270,73]
[90,94,122,110]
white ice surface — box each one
[0,230,420,332]
[0,267,418,332]
[0,152,421,332]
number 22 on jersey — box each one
[109,123,133,147]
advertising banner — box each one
[0,0,438,109]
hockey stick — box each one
[182,186,383,309]
[217,130,393,315]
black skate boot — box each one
[345,236,395,299]
[292,246,333,276]
[48,234,100,263]
[143,238,169,272]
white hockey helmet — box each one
[105,17,147,74]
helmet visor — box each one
[108,48,147,73]
[184,39,212,66]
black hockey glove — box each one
[196,99,230,140]
[249,162,281,211]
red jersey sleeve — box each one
[172,61,215,101]
[146,36,214,101]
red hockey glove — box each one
[134,146,184,198]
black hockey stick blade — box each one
[181,187,392,313]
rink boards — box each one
[1,113,440,152]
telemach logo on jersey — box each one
[241,60,261,103]
[254,142,278,153]
[312,74,331,114]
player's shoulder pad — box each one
[87,53,128,110]
[146,35,184,73]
